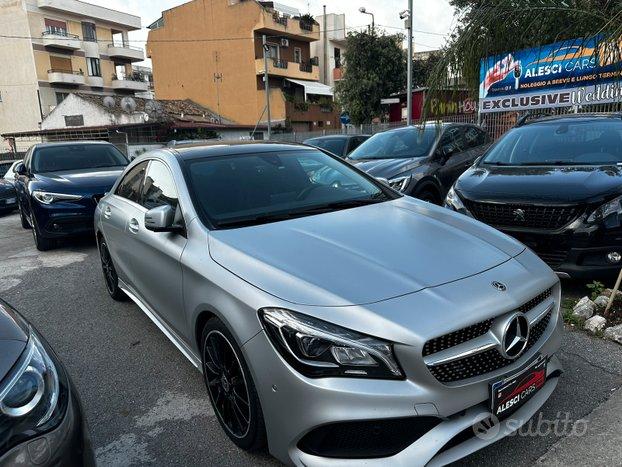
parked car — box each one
[95,142,562,466]
[303,135,370,158]
[346,123,491,204]
[0,179,17,214]
[14,142,128,251]
[446,113,622,278]
[1,160,20,180]
[0,299,94,465]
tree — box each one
[412,52,442,88]
[335,31,406,124]
[427,0,622,96]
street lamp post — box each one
[400,3,414,126]
[358,7,374,32]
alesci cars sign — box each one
[479,36,622,112]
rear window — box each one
[483,120,622,166]
[306,138,347,157]
[32,144,128,173]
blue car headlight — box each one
[32,190,82,205]
[444,186,472,216]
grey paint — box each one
[95,146,563,466]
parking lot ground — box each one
[1,211,621,466]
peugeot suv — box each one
[14,142,128,251]
[95,143,562,466]
[446,113,622,278]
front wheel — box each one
[31,217,53,251]
[18,202,31,229]
[201,318,266,452]
[98,238,127,301]
[414,188,441,205]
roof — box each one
[170,142,311,160]
[517,112,622,127]
[31,141,114,148]
[304,134,370,142]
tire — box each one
[18,202,31,229]
[98,238,127,301]
[414,187,441,205]
[201,318,266,452]
[31,217,53,251]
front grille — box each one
[297,416,441,458]
[464,200,582,230]
[424,288,554,383]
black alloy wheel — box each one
[31,216,52,251]
[201,319,266,451]
[18,202,31,229]
[98,238,126,301]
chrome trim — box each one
[555,272,571,279]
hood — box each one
[34,167,125,194]
[209,197,525,307]
[0,301,28,382]
[349,157,425,179]
[457,164,622,204]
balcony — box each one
[107,44,145,62]
[111,77,149,92]
[85,76,104,88]
[285,101,339,124]
[255,58,319,81]
[255,10,319,42]
[41,31,81,50]
[47,69,85,85]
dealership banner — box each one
[479,36,622,112]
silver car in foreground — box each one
[95,143,563,466]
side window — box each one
[348,137,364,153]
[464,127,489,148]
[141,160,179,211]
[115,162,148,204]
[439,127,466,157]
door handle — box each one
[103,206,112,219]
[128,218,139,233]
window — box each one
[82,22,97,42]
[87,58,101,77]
[463,126,489,148]
[49,56,72,73]
[334,47,341,68]
[266,43,279,59]
[116,162,148,204]
[44,18,67,36]
[438,127,467,157]
[349,128,438,160]
[293,47,302,63]
[55,92,69,105]
[141,160,179,211]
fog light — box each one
[607,251,621,263]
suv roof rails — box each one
[515,112,555,127]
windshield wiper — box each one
[518,161,580,166]
[483,161,512,166]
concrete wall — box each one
[0,0,42,135]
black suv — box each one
[447,113,622,278]
[347,124,491,204]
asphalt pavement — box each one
[1,211,621,466]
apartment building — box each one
[310,13,346,87]
[147,0,340,132]
[0,0,148,135]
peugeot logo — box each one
[500,313,530,359]
[491,281,507,292]
[513,208,526,222]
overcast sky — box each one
[89,0,456,66]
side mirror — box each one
[144,205,183,233]
[15,163,27,176]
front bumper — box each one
[243,311,563,466]
[0,379,95,466]
[30,197,98,238]
[0,192,17,211]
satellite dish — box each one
[120,96,137,114]
[144,100,164,121]
[103,96,116,109]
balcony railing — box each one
[108,43,143,52]
[48,69,83,75]
[299,20,313,31]
[299,61,312,73]
[42,30,79,39]
[273,59,288,69]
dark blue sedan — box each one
[14,142,128,250]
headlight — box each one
[586,195,622,227]
[386,175,411,192]
[32,190,82,205]
[444,186,472,216]
[259,308,403,379]
[0,330,66,452]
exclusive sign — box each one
[479,35,622,112]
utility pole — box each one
[406,0,414,126]
[323,5,328,84]
[262,34,272,139]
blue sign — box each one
[340,112,351,125]
[479,35,622,112]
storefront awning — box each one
[285,79,334,99]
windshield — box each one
[483,120,622,166]
[306,138,346,156]
[185,149,394,228]
[348,127,437,160]
[32,145,128,173]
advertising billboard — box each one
[479,36,622,112]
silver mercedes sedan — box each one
[94,142,563,466]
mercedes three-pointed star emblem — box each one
[500,313,530,359]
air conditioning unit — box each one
[280,38,289,47]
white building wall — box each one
[311,13,346,87]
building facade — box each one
[147,0,340,132]
[310,13,346,88]
[0,0,148,137]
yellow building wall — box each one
[148,0,271,125]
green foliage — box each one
[562,301,584,328]
[412,52,442,88]
[587,280,606,300]
[335,30,406,124]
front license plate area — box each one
[491,355,547,419]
